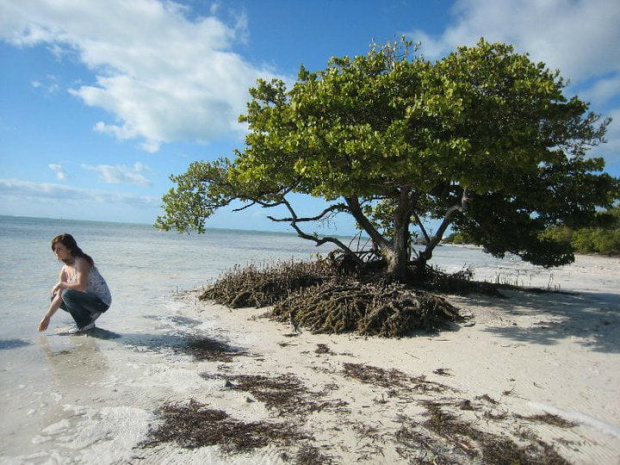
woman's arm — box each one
[38,291,63,331]
[52,258,91,294]
[39,268,67,331]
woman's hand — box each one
[51,282,64,296]
[38,316,50,332]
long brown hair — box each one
[51,234,95,266]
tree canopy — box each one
[157,38,619,282]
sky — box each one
[1,0,619,235]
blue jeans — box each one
[60,289,109,329]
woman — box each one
[38,234,112,334]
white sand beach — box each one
[2,254,619,464]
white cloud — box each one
[82,162,152,187]
[410,0,620,83]
[48,163,67,181]
[0,0,277,152]
[0,178,157,207]
[0,178,160,223]
[581,75,620,108]
[31,77,60,95]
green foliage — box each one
[157,38,618,278]
[443,232,475,245]
[569,228,620,255]
[542,207,620,255]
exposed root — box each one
[272,283,463,337]
[199,260,333,308]
[199,257,510,337]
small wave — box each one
[529,401,620,438]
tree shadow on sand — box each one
[472,289,620,353]
[0,338,31,350]
[87,328,249,362]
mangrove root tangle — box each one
[200,260,333,308]
[272,283,463,337]
[198,256,506,337]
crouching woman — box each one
[38,234,112,334]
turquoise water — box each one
[0,215,350,459]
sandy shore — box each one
[3,255,619,464]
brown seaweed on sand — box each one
[516,413,577,428]
[342,362,449,393]
[340,364,572,463]
[203,372,346,417]
[172,336,247,362]
[140,399,308,453]
[141,360,576,463]
[418,401,571,465]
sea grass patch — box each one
[142,366,576,463]
[341,364,572,463]
[203,372,346,417]
[294,444,335,465]
[420,401,570,465]
[516,413,577,428]
[140,399,308,453]
[342,362,449,393]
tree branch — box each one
[344,196,389,250]
[268,197,361,260]
[420,188,470,260]
[267,202,346,223]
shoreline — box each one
[2,254,619,463]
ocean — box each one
[0,215,558,461]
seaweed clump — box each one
[342,362,448,393]
[340,362,573,464]
[174,336,246,362]
[140,399,308,453]
[205,372,323,416]
[418,401,571,464]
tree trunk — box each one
[385,189,413,282]
[344,194,412,283]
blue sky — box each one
[1,0,619,235]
